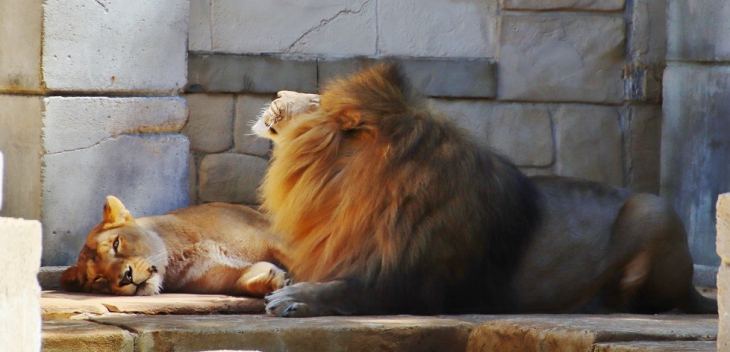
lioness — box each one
[61,196,287,297]
[253,63,716,317]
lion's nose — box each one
[119,266,134,286]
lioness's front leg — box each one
[265,279,380,317]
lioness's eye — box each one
[113,237,120,253]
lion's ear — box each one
[103,195,133,229]
[339,108,361,130]
[60,265,86,292]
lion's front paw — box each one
[264,284,318,317]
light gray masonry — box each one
[182,94,235,153]
[501,0,625,11]
[667,0,730,62]
[198,153,268,205]
[234,95,274,157]
[42,134,190,266]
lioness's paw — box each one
[264,285,317,317]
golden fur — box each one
[61,196,287,297]
[256,63,716,317]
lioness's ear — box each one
[103,195,133,229]
[60,265,86,292]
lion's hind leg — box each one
[610,193,717,314]
[233,262,288,298]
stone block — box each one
[43,97,188,154]
[718,194,730,263]
[500,0,624,11]
[42,320,135,352]
[629,0,667,64]
[318,58,497,98]
[662,64,730,266]
[190,0,212,52]
[198,153,268,204]
[625,105,661,194]
[466,315,718,352]
[188,55,318,94]
[720,262,730,350]
[0,0,43,92]
[499,15,625,103]
[0,152,3,212]
[554,105,623,186]
[431,100,554,167]
[42,134,190,266]
[211,0,376,55]
[667,0,730,62]
[378,0,497,58]
[234,95,273,157]
[42,0,188,92]
[0,95,43,220]
[0,217,42,352]
[182,94,234,153]
[91,315,472,352]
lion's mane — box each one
[261,64,540,313]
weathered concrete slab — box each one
[42,319,135,352]
[41,291,265,319]
[42,134,189,266]
[0,95,43,220]
[430,100,553,167]
[378,0,497,58]
[592,341,716,351]
[499,14,625,103]
[42,0,188,92]
[319,58,497,98]
[629,0,667,64]
[182,94,234,153]
[234,95,273,157]
[189,0,212,52]
[0,0,43,92]
[188,55,318,94]
[0,217,42,352]
[466,315,718,352]
[91,314,473,352]
[667,0,730,62]
[501,0,625,11]
[211,0,376,55]
[198,153,268,204]
[662,64,730,266]
[43,97,188,154]
[554,105,624,186]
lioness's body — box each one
[62,197,287,297]
[255,64,715,317]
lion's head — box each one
[252,90,320,143]
[61,196,166,295]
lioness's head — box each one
[61,196,166,295]
[252,90,320,143]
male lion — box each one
[61,196,287,297]
[254,63,716,317]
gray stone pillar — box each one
[662,0,730,266]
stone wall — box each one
[186,0,665,205]
[0,0,191,266]
[662,0,730,267]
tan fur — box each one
[61,196,287,297]
[255,64,716,317]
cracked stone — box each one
[43,97,188,154]
[211,0,376,55]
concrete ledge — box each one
[42,312,719,352]
[38,266,67,291]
